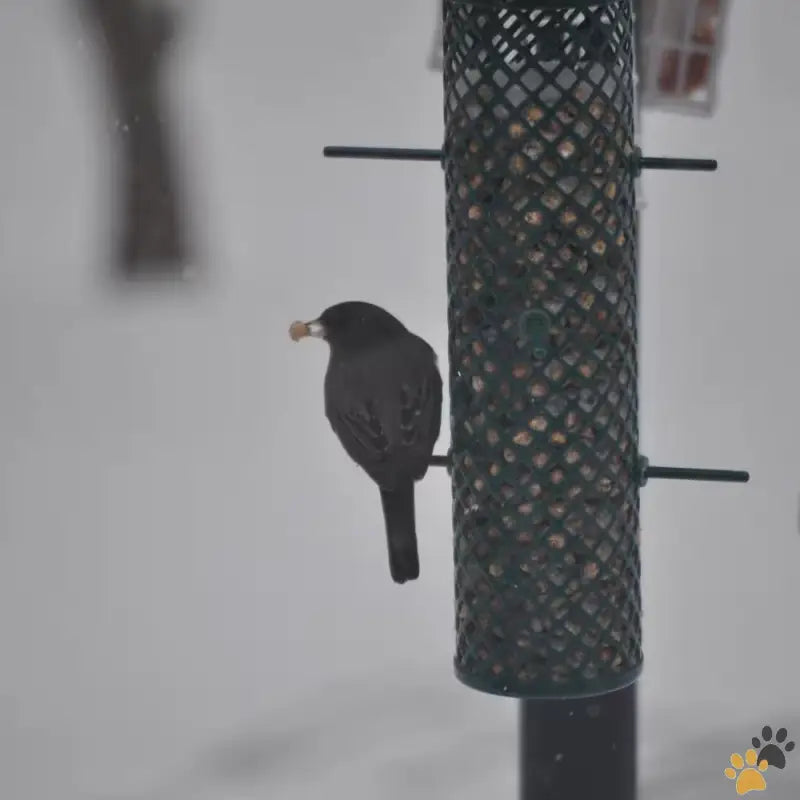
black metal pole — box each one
[520,685,637,800]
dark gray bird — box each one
[290,301,442,584]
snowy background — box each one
[0,1,798,798]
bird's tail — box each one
[379,483,420,584]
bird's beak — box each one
[289,319,326,342]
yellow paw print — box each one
[724,749,769,795]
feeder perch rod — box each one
[429,455,749,484]
[323,146,717,172]
[643,466,749,483]
[323,146,443,162]
[639,156,717,171]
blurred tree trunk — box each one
[80,0,190,278]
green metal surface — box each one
[443,0,642,698]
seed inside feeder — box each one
[510,155,527,174]
[561,209,578,226]
[548,533,566,549]
[525,210,543,226]
[558,139,576,158]
[566,448,580,464]
[487,561,505,579]
[526,105,544,123]
[543,191,562,210]
[513,431,533,446]
[589,99,605,119]
[530,381,548,400]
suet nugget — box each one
[290,301,442,584]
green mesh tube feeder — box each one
[439,0,641,700]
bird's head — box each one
[289,301,407,351]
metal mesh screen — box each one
[443,0,642,698]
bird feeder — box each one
[442,0,643,703]
[322,0,747,797]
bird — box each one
[290,301,442,584]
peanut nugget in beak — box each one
[289,321,309,341]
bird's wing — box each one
[325,342,443,486]
[333,401,391,471]
[398,362,443,478]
